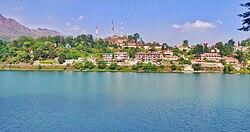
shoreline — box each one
[0,66,249,74]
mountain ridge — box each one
[0,14,61,40]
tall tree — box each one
[183,40,189,46]
[238,2,250,31]
[133,33,140,43]
[226,39,236,47]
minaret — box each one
[121,20,124,36]
[112,20,115,36]
[95,25,99,39]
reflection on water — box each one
[0,71,250,131]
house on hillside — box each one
[136,52,163,63]
[87,57,97,65]
[176,45,191,52]
[223,56,239,64]
[102,53,113,63]
[164,55,178,61]
[114,52,129,62]
[163,49,173,56]
[201,53,221,62]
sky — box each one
[0,0,250,45]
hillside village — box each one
[0,34,250,73]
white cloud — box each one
[48,16,54,21]
[13,6,23,10]
[172,24,182,29]
[216,20,223,24]
[65,22,71,26]
[65,22,86,35]
[78,16,84,20]
[172,20,216,31]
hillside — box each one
[0,14,61,40]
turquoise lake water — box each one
[0,71,250,131]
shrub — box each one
[109,62,118,70]
[170,65,177,71]
[223,64,234,73]
[184,60,192,65]
[74,62,84,71]
[38,65,42,70]
[192,64,202,71]
[84,61,95,69]
[132,65,139,71]
[98,60,107,69]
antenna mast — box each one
[95,25,99,39]
[121,20,123,36]
[112,20,115,36]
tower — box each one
[112,20,115,36]
[120,20,123,36]
[95,25,99,39]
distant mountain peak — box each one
[0,14,61,40]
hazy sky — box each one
[0,0,250,45]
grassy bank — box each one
[1,64,249,74]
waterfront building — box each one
[114,52,129,62]
[136,52,163,63]
[102,53,113,63]
[223,56,239,64]
[201,53,221,62]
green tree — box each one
[170,65,177,71]
[17,51,30,62]
[192,64,202,71]
[109,62,118,70]
[184,60,192,65]
[98,60,107,69]
[143,63,158,72]
[226,39,235,47]
[74,62,84,71]
[84,61,95,69]
[133,33,140,43]
[235,50,244,62]
[238,2,250,31]
[58,53,66,64]
[183,40,189,46]
[192,44,204,56]
[223,64,234,73]
[132,64,139,71]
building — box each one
[87,57,97,65]
[164,55,178,61]
[75,58,84,63]
[105,35,129,46]
[234,46,249,52]
[136,52,163,63]
[122,43,143,48]
[211,48,220,53]
[64,59,74,65]
[223,56,239,64]
[143,43,162,50]
[102,53,113,63]
[114,52,129,62]
[176,45,191,52]
[201,53,221,62]
[163,49,173,56]
[155,43,162,50]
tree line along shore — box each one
[0,34,250,74]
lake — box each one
[0,71,250,131]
